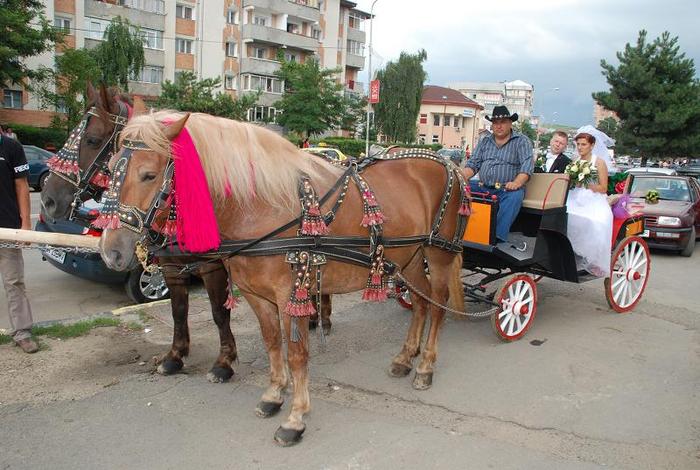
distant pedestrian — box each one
[301,137,310,148]
[0,125,38,353]
[5,127,18,142]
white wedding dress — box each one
[566,155,613,277]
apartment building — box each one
[417,85,482,151]
[0,0,369,127]
[448,79,534,128]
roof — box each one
[448,82,505,93]
[422,85,483,109]
[505,80,533,90]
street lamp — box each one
[365,0,379,158]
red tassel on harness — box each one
[300,180,329,235]
[459,202,471,216]
[362,245,388,302]
[284,252,317,317]
[92,213,121,229]
[90,172,111,189]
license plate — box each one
[640,229,650,237]
[656,232,680,239]
[42,248,66,264]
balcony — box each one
[346,52,364,69]
[241,24,319,52]
[240,57,281,76]
[242,0,320,22]
[345,80,364,96]
[86,0,165,29]
[346,26,365,43]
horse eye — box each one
[142,172,157,182]
[86,136,102,147]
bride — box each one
[567,130,613,277]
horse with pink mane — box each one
[99,103,469,445]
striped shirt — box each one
[466,131,534,186]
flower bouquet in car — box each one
[564,159,594,189]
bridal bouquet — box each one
[564,159,594,188]
[535,153,546,171]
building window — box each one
[226,42,238,57]
[253,47,267,59]
[3,90,22,109]
[176,38,192,54]
[120,0,165,15]
[348,13,363,30]
[311,28,320,39]
[419,114,427,124]
[86,17,110,40]
[432,135,439,144]
[54,17,71,33]
[140,28,164,50]
[247,105,279,123]
[242,74,283,94]
[346,39,364,56]
[454,117,461,128]
[433,114,440,126]
[175,4,193,20]
[224,75,236,90]
[444,115,451,127]
[284,52,298,62]
[226,9,238,24]
[174,70,185,82]
[133,65,163,84]
[253,16,267,26]
[286,23,300,34]
[55,98,68,113]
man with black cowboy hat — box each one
[462,105,534,249]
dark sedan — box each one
[36,205,170,303]
[628,175,700,256]
[22,145,53,191]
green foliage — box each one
[0,0,63,86]
[35,48,101,133]
[340,92,368,137]
[31,317,120,339]
[315,137,369,156]
[593,30,700,162]
[274,56,354,136]
[597,116,619,141]
[515,121,537,141]
[374,50,428,143]
[91,16,145,91]
[7,123,67,149]
[155,71,258,120]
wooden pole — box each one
[0,228,100,249]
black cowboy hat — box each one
[486,105,518,122]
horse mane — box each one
[119,110,342,212]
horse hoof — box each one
[389,362,412,378]
[156,358,183,376]
[412,372,433,390]
[309,319,318,330]
[206,366,234,383]
[274,426,305,447]
[255,401,283,418]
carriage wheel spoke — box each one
[514,314,523,333]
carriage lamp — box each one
[657,216,681,227]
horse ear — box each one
[99,84,118,115]
[163,114,190,141]
[132,96,147,116]
[86,82,98,108]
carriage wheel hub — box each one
[626,269,640,281]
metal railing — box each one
[116,0,165,15]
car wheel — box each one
[680,226,696,257]
[39,172,49,191]
[125,266,170,303]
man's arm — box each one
[15,178,31,230]
[505,137,534,190]
[462,140,484,180]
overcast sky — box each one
[354,0,700,126]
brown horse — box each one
[99,108,466,446]
[40,84,237,382]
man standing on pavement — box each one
[0,125,38,353]
[540,130,571,173]
[461,106,534,248]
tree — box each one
[274,56,348,137]
[35,49,100,132]
[155,71,258,120]
[597,116,619,141]
[515,121,537,141]
[593,30,700,164]
[91,16,145,91]
[339,92,367,137]
[373,50,428,143]
[0,0,63,86]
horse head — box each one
[99,108,190,272]
[42,83,130,220]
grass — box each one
[0,334,12,345]
[124,321,143,331]
[31,317,120,339]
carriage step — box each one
[496,233,536,262]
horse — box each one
[40,84,237,382]
[98,106,468,446]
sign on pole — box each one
[369,80,380,104]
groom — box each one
[539,130,571,173]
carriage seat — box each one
[521,173,569,211]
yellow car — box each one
[302,147,349,162]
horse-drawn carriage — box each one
[397,172,650,341]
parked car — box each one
[437,148,465,166]
[35,204,170,303]
[22,145,54,191]
[628,174,700,256]
[677,166,700,181]
[625,167,678,176]
[302,147,349,162]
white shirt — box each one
[545,152,558,172]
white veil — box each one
[574,125,616,173]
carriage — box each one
[397,172,650,341]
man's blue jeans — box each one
[469,181,525,242]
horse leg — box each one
[245,293,288,419]
[390,252,430,378]
[308,294,332,335]
[309,294,319,330]
[201,263,237,383]
[274,313,310,447]
[412,249,463,390]
[156,269,190,375]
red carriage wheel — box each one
[395,284,412,310]
[604,236,650,313]
[491,274,537,341]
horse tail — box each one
[447,252,464,313]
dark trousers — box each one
[469,181,525,242]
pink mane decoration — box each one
[169,123,221,253]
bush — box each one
[306,137,442,157]
[7,124,67,150]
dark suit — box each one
[546,153,571,173]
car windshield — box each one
[630,177,691,201]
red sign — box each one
[369,80,380,104]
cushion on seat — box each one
[522,173,570,210]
